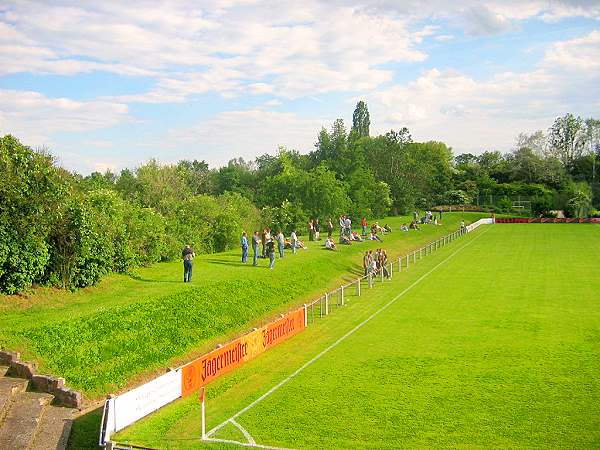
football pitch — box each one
[115,224,600,449]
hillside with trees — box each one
[1,103,599,294]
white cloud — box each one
[366,28,600,155]
[1,1,427,101]
[543,30,600,71]
[0,89,130,145]
[169,109,329,166]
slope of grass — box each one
[115,224,600,449]
[1,213,483,397]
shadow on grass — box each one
[68,405,103,450]
[128,273,181,284]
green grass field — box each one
[115,223,600,449]
[0,213,480,399]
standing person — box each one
[361,217,368,236]
[461,220,466,231]
[439,207,443,219]
[290,230,298,254]
[308,220,315,241]
[261,228,267,258]
[363,251,369,276]
[381,250,389,278]
[314,219,321,240]
[252,231,260,266]
[241,232,249,263]
[266,238,275,269]
[339,216,345,236]
[367,250,374,275]
[344,216,352,237]
[413,210,418,222]
[181,245,195,282]
[277,230,285,258]
[327,218,334,238]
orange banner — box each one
[181,307,305,396]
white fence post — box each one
[357,278,361,296]
[390,262,393,279]
[369,274,373,288]
[398,257,401,272]
[325,293,329,315]
[341,285,345,306]
[406,254,409,269]
[303,304,307,327]
[381,267,384,282]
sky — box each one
[1,0,599,174]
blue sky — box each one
[1,0,599,174]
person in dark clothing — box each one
[266,239,276,269]
[182,245,195,282]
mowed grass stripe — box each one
[117,224,600,449]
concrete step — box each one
[0,366,9,377]
[30,405,74,450]
[0,377,29,423]
[0,391,52,450]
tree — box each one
[548,113,587,170]
[0,135,70,293]
[352,101,370,137]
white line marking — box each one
[206,437,293,449]
[207,226,491,439]
[231,418,256,445]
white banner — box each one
[466,218,493,232]
[111,368,182,433]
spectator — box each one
[181,245,195,282]
[339,215,345,236]
[252,231,260,266]
[351,231,364,242]
[327,218,334,238]
[308,220,315,241]
[361,217,368,236]
[400,223,409,232]
[363,251,369,276]
[290,230,298,254]
[277,230,285,258]
[368,231,383,242]
[314,219,321,240]
[266,239,276,269]
[461,220,466,231]
[383,224,392,233]
[325,237,337,250]
[241,232,248,263]
[344,216,352,236]
[340,234,351,245]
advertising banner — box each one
[112,368,182,432]
[182,307,305,396]
[496,217,600,224]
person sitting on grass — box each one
[383,224,392,233]
[325,237,337,250]
[368,231,383,242]
[351,231,364,242]
[340,234,352,245]
[400,223,409,232]
[410,221,421,230]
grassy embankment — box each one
[0,213,483,399]
[116,223,600,449]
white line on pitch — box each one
[207,226,491,439]
[206,437,293,449]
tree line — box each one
[1,103,598,294]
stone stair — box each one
[0,366,75,450]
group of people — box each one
[240,228,308,269]
[413,208,443,225]
[362,248,390,278]
[181,209,454,279]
